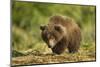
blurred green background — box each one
[12,1,96,53]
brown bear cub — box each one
[40,15,81,54]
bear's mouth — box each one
[48,45,51,48]
[48,39,55,48]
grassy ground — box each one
[11,42,96,66]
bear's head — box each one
[40,24,66,48]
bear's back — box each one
[48,15,80,32]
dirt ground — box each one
[11,46,96,66]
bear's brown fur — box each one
[40,15,81,54]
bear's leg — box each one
[68,44,79,53]
[52,42,66,54]
[68,48,78,53]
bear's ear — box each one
[40,25,46,31]
[54,25,62,31]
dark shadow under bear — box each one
[40,15,81,54]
